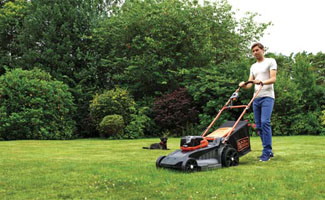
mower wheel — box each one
[182,158,198,172]
[156,156,166,168]
[222,147,239,167]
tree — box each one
[309,52,325,86]
[291,53,320,111]
[0,0,28,74]
[12,0,118,136]
[94,0,270,99]
[271,53,325,135]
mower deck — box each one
[156,121,251,172]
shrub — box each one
[99,115,124,138]
[291,112,323,135]
[271,70,303,136]
[125,107,152,139]
[0,68,76,140]
[321,109,325,126]
[152,88,198,136]
[89,87,136,129]
[321,109,325,136]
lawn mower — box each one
[156,81,263,172]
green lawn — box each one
[0,136,324,200]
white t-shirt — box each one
[250,58,277,99]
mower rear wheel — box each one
[156,156,166,168]
[182,158,198,172]
[222,147,239,167]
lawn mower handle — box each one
[202,81,263,139]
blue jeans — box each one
[253,97,274,157]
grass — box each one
[0,136,324,200]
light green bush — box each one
[99,115,124,138]
[89,87,135,127]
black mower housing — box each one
[156,121,250,172]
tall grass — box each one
[0,136,324,199]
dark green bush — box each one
[271,70,303,136]
[99,115,124,138]
[291,112,322,135]
[321,109,325,136]
[0,68,76,140]
[271,54,325,136]
[322,109,325,126]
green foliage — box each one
[0,68,76,140]
[4,0,117,137]
[0,0,28,74]
[306,52,325,86]
[89,87,136,135]
[95,0,270,98]
[290,112,322,135]
[271,53,325,136]
[321,109,325,136]
[321,110,325,126]
[271,69,303,136]
[124,107,152,139]
[1,0,323,137]
[183,59,253,131]
[90,88,154,139]
[290,54,325,134]
[291,53,325,109]
[99,114,124,138]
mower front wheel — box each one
[182,158,198,172]
[156,156,166,168]
[222,147,239,167]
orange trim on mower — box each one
[181,139,209,151]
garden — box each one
[0,0,325,199]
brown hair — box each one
[251,42,264,50]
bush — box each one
[99,115,124,138]
[89,87,136,129]
[271,69,303,136]
[321,109,325,136]
[321,109,325,126]
[125,107,152,139]
[270,55,325,136]
[291,112,323,135]
[0,68,76,140]
[153,88,198,136]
